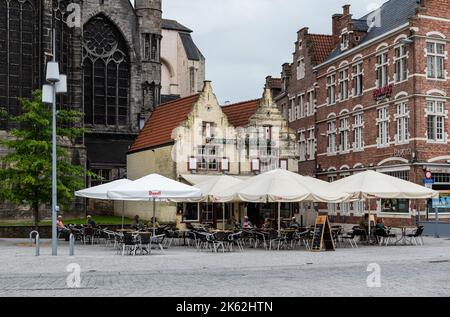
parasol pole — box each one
[121,200,125,230]
[152,198,156,236]
[223,203,226,230]
[278,202,281,236]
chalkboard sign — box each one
[311,216,335,252]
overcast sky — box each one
[159,0,386,103]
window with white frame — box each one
[340,32,349,51]
[427,42,445,79]
[396,102,409,144]
[202,122,214,138]
[352,62,363,96]
[327,73,336,105]
[298,94,305,119]
[307,128,315,160]
[197,146,218,171]
[395,44,408,82]
[377,107,389,146]
[353,112,364,150]
[354,201,364,215]
[328,175,337,213]
[306,90,315,116]
[299,130,306,162]
[327,120,337,154]
[297,58,305,80]
[339,117,349,152]
[339,69,349,101]
[376,51,389,88]
[427,99,446,142]
[289,98,296,122]
[340,173,350,215]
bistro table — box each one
[392,226,417,245]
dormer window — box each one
[340,29,349,51]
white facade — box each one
[161,19,206,99]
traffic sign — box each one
[423,178,435,184]
[425,171,433,179]
[432,197,450,208]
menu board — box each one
[311,215,335,252]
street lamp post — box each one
[42,28,67,256]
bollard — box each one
[29,231,40,256]
[69,233,75,256]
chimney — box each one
[343,4,350,16]
[202,80,212,93]
[332,14,343,46]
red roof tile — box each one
[221,99,259,127]
[129,94,200,153]
[309,34,335,64]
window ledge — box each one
[379,212,411,218]
[426,77,446,82]
[394,79,408,85]
[426,140,447,144]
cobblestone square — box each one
[0,237,449,297]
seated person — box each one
[56,215,70,240]
[242,216,253,229]
[86,215,96,228]
[149,217,160,229]
[359,214,369,231]
[132,215,144,230]
[357,214,370,240]
[262,218,272,230]
[289,217,300,229]
[375,218,390,231]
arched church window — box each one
[53,0,73,110]
[83,14,129,126]
[0,0,37,129]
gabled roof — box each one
[129,94,200,153]
[308,34,335,64]
[162,19,193,33]
[325,0,420,62]
[179,32,205,61]
[221,99,260,127]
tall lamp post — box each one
[42,29,67,256]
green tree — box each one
[0,90,87,229]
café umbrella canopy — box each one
[329,170,439,200]
[75,179,132,200]
[194,175,243,230]
[330,170,439,241]
[107,174,203,235]
[195,175,243,200]
[75,179,133,229]
[212,169,350,233]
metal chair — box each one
[151,234,166,253]
[406,226,425,246]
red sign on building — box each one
[373,84,393,101]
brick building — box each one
[0,0,162,218]
[273,0,449,224]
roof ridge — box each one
[221,98,260,108]
[156,93,200,108]
[309,33,333,37]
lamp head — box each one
[46,61,60,83]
